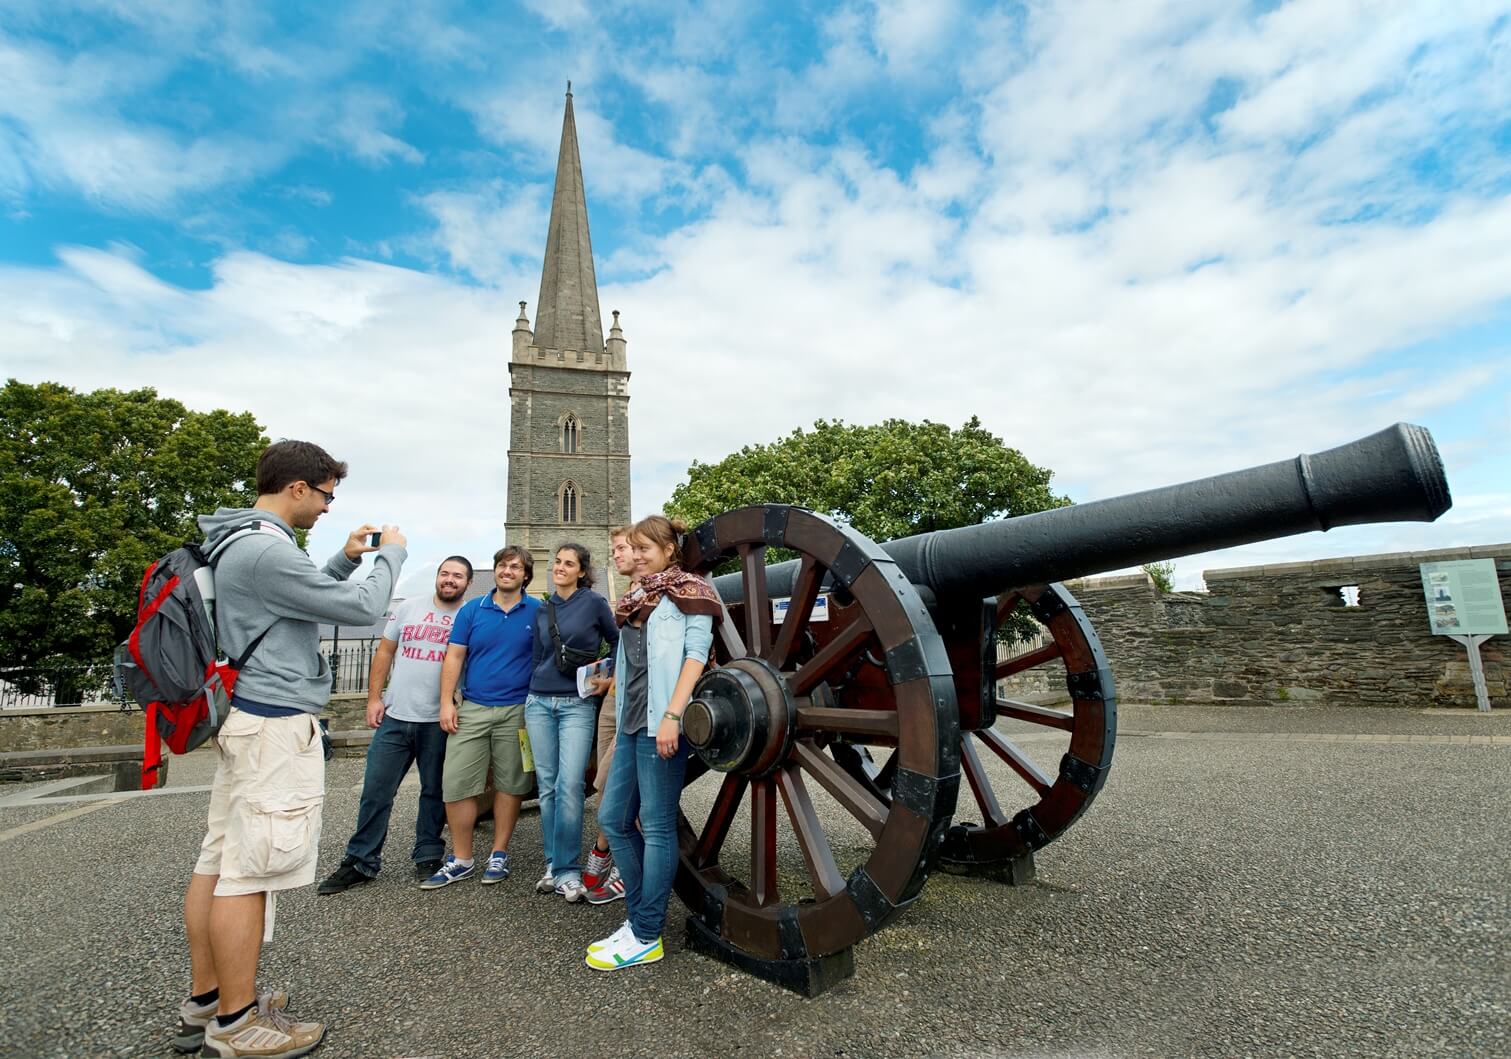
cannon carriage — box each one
[661,423,1450,994]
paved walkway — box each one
[0,704,1506,1058]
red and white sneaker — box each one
[583,846,613,890]
[585,866,624,905]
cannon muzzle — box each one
[713,422,1450,601]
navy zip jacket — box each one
[528,587,619,696]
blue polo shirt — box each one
[450,590,540,706]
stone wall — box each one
[0,695,373,753]
[1008,543,1509,708]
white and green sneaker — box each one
[586,928,663,971]
[588,921,633,954]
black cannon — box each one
[667,423,1449,994]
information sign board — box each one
[1419,559,1507,636]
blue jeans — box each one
[343,714,448,877]
[524,693,598,881]
[600,728,688,943]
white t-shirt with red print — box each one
[379,594,462,722]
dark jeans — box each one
[343,713,447,876]
[600,729,689,943]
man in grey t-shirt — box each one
[318,556,474,894]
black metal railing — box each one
[325,641,383,696]
[0,663,121,709]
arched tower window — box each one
[559,480,579,524]
[562,413,581,453]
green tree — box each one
[667,416,1068,549]
[0,380,268,692]
[667,418,1068,642]
[1142,561,1175,593]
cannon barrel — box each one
[713,422,1450,602]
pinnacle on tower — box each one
[532,87,603,355]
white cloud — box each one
[0,247,532,595]
[328,88,424,165]
[4,0,1510,595]
[413,181,550,285]
[870,0,963,71]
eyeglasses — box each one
[304,483,335,505]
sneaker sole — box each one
[586,944,664,971]
[480,872,510,885]
[202,1026,326,1059]
[586,889,625,905]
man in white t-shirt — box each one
[317,556,474,893]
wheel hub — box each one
[683,657,795,776]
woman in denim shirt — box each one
[525,543,619,902]
[585,515,718,971]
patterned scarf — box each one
[615,567,723,627]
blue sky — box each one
[2,0,1509,594]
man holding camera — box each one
[317,555,475,895]
[175,440,406,1058]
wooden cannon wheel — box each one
[938,583,1118,870]
[677,505,960,966]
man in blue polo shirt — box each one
[421,545,541,889]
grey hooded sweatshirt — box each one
[199,506,407,714]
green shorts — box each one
[442,699,532,802]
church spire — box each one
[532,84,603,355]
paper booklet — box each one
[576,656,616,698]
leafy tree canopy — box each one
[0,380,268,674]
[666,417,1069,545]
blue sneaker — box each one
[481,850,511,885]
[419,855,475,890]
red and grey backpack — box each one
[114,522,289,789]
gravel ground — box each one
[0,704,1505,1058]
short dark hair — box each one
[554,542,594,589]
[492,545,534,588]
[438,555,474,580]
[256,440,348,496]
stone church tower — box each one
[506,88,632,597]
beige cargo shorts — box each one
[194,709,325,898]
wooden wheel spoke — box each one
[769,555,821,670]
[694,773,749,869]
[714,595,748,660]
[791,741,887,840]
[794,707,899,741]
[790,615,874,696]
[995,591,1023,621]
[960,734,1008,827]
[995,640,1063,679]
[739,543,772,658]
[750,777,778,906]
[977,727,1053,797]
[994,697,1075,731]
[776,766,846,901]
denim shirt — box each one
[612,595,714,733]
